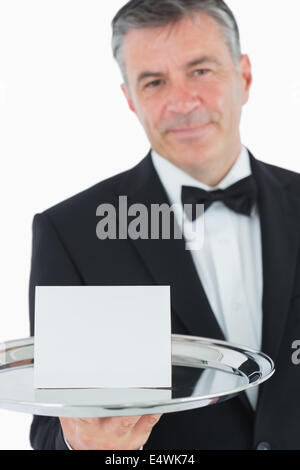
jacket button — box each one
[256,441,271,450]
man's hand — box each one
[59,414,162,450]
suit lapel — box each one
[249,151,300,364]
[249,151,300,415]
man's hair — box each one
[111,0,241,85]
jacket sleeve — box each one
[29,212,83,450]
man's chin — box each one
[163,148,216,171]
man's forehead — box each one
[123,14,227,71]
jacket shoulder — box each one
[265,160,300,180]
[259,159,300,196]
[40,161,141,222]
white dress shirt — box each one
[151,145,263,410]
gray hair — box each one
[111,0,242,86]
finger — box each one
[104,415,143,438]
[67,418,105,436]
[132,413,162,437]
[59,417,75,433]
[78,417,101,425]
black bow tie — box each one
[181,175,258,221]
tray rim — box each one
[0,334,275,415]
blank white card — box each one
[34,286,171,389]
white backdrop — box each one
[0,0,299,450]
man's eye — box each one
[145,80,162,89]
[193,69,210,76]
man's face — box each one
[121,13,252,175]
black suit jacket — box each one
[29,149,300,450]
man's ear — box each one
[121,83,136,113]
[239,54,252,105]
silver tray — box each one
[0,335,274,417]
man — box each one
[29,0,300,450]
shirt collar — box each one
[151,145,252,206]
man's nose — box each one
[166,85,201,114]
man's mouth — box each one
[169,122,212,137]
